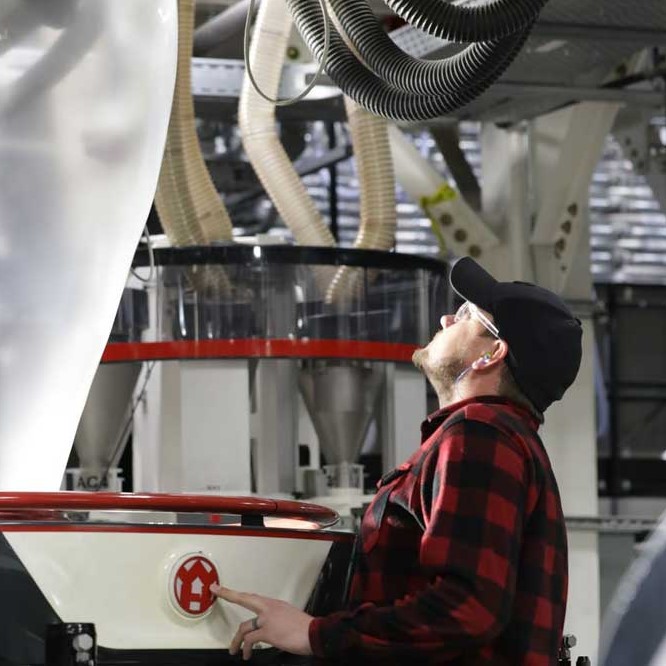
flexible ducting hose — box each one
[325,97,396,304]
[156,0,234,248]
[239,0,335,250]
[385,0,547,42]
[155,0,233,292]
[344,99,396,252]
[240,1,396,303]
[328,0,526,97]
[286,0,531,122]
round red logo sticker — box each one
[170,554,220,618]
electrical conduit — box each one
[286,0,530,122]
[328,0,524,97]
[384,0,547,42]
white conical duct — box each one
[155,0,234,293]
[298,361,384,466]
[0,0,177,490]
[74,363,142,481]
[238,0,336,258]
[325,98,396,304]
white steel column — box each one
[132,360,182,492]
[381,364,427,471]
[531,102,622,294]
[179,360,252,494]
[133,360,252,494]
[480,103,621,659]
[614,107,666,220]
[252,359,298,496]
[480,123,535,282]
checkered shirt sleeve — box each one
[309,418,532,663]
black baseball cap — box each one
[449,257,583,413]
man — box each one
[211,257,582,664]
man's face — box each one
[412,303,495,399]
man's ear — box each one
[472,340,509,370]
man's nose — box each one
[440,314,455,329]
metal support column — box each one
[607,287,621,516]
[479,101,621,658]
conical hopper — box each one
[73,362,141,483]
[298,362,384,466]
[0,1,177,490]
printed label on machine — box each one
[169,553,220,618]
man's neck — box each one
[436,383,501,410]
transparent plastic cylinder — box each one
[0,0,178,490]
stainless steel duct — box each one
[298,362,384,466]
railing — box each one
[0,492,339,528]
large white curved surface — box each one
[0,1,177,489]
[6,529,332,649]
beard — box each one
[413,346,467,403]
[411,346,427,371]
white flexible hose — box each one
[239,0,335,251]
[155,0,234,248]
[240,1,397,305]
[346,98,396,249]
[155,0,233,293]
[325,97,396,304]
[243,0,331,107]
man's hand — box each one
[210,583,314,660]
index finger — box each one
[210,584,266,613]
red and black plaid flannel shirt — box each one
[309,396,568,665]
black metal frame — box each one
[596,282,666,501]
[132,244,449,273]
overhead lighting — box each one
[535,40,567,54]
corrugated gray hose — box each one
[286,0,545,121]
[329,0,527,97]
[385,0,547,42]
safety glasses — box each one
[452,301,500,339]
